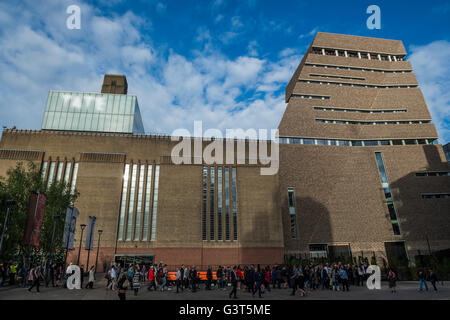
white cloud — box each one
[0,0,302,138]
[409,41,450,143]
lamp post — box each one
[76,224,86,266]
[94,230,103,273]
[0,200,16,254]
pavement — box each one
[0,277,448,300]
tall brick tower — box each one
[278,32,450,265]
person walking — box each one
[107,265,116,291]
[184,265,190,290]
[253,265,263,298]
[217,266,224,290]
[86,265,95,289]
[429,268,438,293]
[117,273,128,301]
[339,266,349,292]
[176,265,184,293]
[206,266,213,290]
[387,268,397,293]
[191,265,197,292]
[236,266,243,290]
[132,266,141,296]
[417,268,429,292]
[229,266,238,299]
[28,264,43,293]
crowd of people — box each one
[0,260,441,299]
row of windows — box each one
[311,47,405,61]
[298,79,417,89]
[41,161,79,196]
[309,73,365,81]
[416,172,450,177]
[291,94,330,100]
[118,163,160,241]
[279,137,438,146]
[314,106,407,114]
[305,63,412,74]
[316,119,431,125]
[202,166,238,241]
[422,194,450,199]
[375,152,401,236]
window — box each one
[421,194,450,199]
[309,244,328,258]
[126,164,138,241]
[225,167,230,240]
[134,165,145,240]
[232,167,238,240]
[56,162,64,182]
[142,165,153,240]
[63,162,71,185]
[288,188,298,239]
[70,163,79,195]
[202,166,207,241]
[210,167,215,240]
[217,167,223,240]
[47,162,56,188]
[118,164,130,241]
[41,161,48,181]
[150,165,160,241]
[375,153,401,235]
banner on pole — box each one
[22,192,47,246]
[85,216,96,250]
[62,207,79,250]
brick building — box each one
[0,33,449,269]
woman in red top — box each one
[147,266,156,291]
[236,266,243,290]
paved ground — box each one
[0,277,448,300]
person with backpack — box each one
[387,268,397,293]
[28,263,44,293]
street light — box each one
[94,230,103,273]
[0,200,16,254]
[76,224,86,265]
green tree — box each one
[0,161,79,262]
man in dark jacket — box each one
[191,265,197,292]
[206,266,212,290]
[229,266,238,299]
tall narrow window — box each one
[47,162,56,188]
[63,162,71,185]
[210,167,215,240]
[70,163,79,195]
[232,167,237,240]
[150,165,160,241]
[202,166,208,240]
[56,162,64,182]
[217,167,223,240]
[41,162,48,181]
[134,164,145,240]
[126,164,138,240]
[375,153,401,235]
[118,164,130,241]
[142,165,152,240]
[225,167,230,240]
[288,188,298,239]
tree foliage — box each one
[0,161,79,262]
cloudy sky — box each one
[0,0,449,142]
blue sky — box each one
[0,0,449,142]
